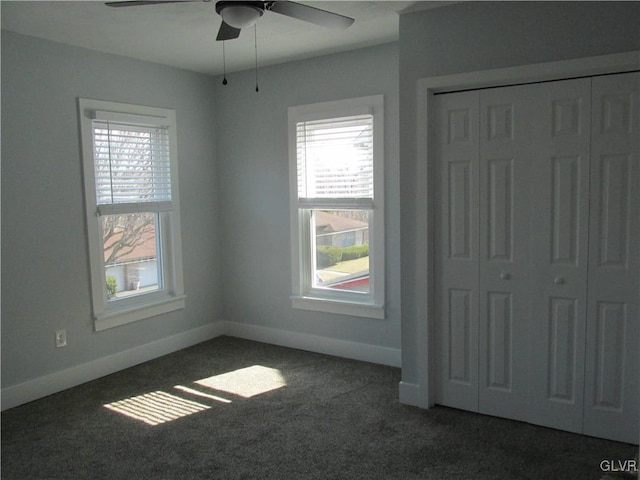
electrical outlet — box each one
[55,329,67,348]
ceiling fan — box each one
[105,1,355,41]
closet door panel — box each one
[527,78,591,433]
[434,91,481,411]
[584,72,639,444]
[478,85,532,421]
[547,297,579,401]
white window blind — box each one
[92,120,172,207]
[296,114,374,201]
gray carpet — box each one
[1,336,636,479]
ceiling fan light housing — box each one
[216,1,264,29]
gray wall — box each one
[1,31,221,388]
[215,43,401,351]
[1,32,400,393]
[398,1,640,384]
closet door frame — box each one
[408,51,639,413]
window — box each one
[289,95,384,318]
[79,99,185,331]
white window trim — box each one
[79,98,185,331]
[288,95,385,319]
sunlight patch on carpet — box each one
[173,385,232,403]
[195,365,287,398]
[104,391,211,426]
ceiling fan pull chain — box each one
[254,23,259,92]
[222,40,228,85]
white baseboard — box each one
[398,381,422,407]
[1,322,225,411]
[2,320,402,411]
[222,320,402,367]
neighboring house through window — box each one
[289,95,385,318]
[79,99,185,331]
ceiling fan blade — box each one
[216,20,241,41]
[268,1,354,29]
[105,1,201,7]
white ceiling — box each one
[1,1,450,76]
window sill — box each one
[94,295,186,331]
[291,295,385,319]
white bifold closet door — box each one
[526,78,592,435]
[583,73,639,443]
[433,72,638,444]
[477,83,538,424]
[434,89,481,414]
